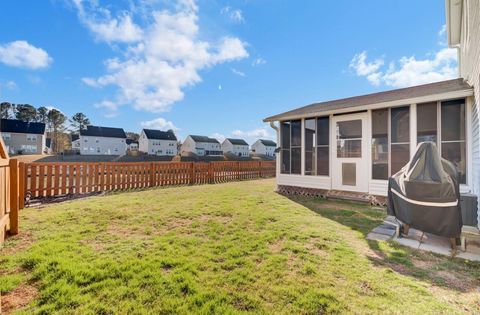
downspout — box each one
[269,121,280,180]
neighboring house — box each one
[71,134,80,152]
[181,135,222,156]
[251,139,277,157]
[0,119,46,155]
[139,129,177,156]
[126,139,139,151]
[222,138,249,157]
[79,125,127,155]
[446,0,480,226]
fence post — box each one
[18,162,25,210]
[189,162,195,185]
[208,162,214,184]
[258,161,262,178]
[9,159,19,235]
[149,162,155,187]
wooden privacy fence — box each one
[22,161,276,200]
[0,140,20,245]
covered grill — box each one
[387,142,462,238]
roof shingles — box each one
[264,79,472,122]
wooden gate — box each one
[0,138,18,245]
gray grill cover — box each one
[387,142,462,237]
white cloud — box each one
[350,25,458,88]
[349,51,384,77]
[0,41,52,69]
[210,126,275,146]
[221,6,244,23]
[210,132,226,142]
[251,57,266,67]
[71,0,143,43]
[140,117,178,131]
[350,48,458,88]
[231,68,245,77]
[231,127,272,139]
[77,0,249,113]
[4,81,17,90]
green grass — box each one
[1,179,479,314]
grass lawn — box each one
[1,179,479,314]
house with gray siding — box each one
[0,119,46,155]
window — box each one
[21,145,37,153]
[280,120,301,174]
[336,120,361,158]
[391,106,410,174]
[1,133,11,141]
[441,99,466,183]
[372,109,389,180]
[417,102,437,144]
[27,134,37,142]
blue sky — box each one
[0,0,456,143]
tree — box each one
[126,132,140,142]
[69,112,90,134]
[0,102,12,119]
[15,104,37,122]
[47,109,67,153]
[36,106,49,124]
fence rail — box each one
[23,161,276,200]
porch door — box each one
[331,113,369,192]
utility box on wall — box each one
[460,193,478,227]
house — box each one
[222,138,249,157]
[139,129,177,155]
[264,78,473,202]
[126,139,139,151]
[0,119,46,155]
[251,139,277,157]
[181,135,222,156]
[71,134,80,152]
[446,0,480,226]
[79,125,127,155]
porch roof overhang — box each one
[263,79,473,122]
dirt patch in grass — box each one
[1,232,35,256]
[1,284,38,314]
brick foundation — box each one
[277,185,388,206]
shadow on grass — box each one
[285,194,480,294]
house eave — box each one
[263,88,474,122]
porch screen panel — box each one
[417,102,437,144]
[372,109,388,180]
[441,99,466,183]
[291,120,302,174]
[391,106,410,174]
[316,117,329,176]
[304,119,316,175]
[280,121,290,174]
